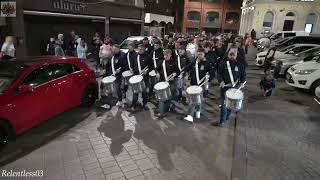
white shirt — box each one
[1,43,15,57]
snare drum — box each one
[129,75,146,93]
[149,70,157,85]
[225,88,244,111]
[101,76,116,94]
[186,86,203,105]
[122,70,133,85]
[154,82,171,101]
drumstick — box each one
[234,81,246,95]
[112,67,122,76]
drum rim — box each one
[122,70,133,76]
[226,88,244,99]
[154,81,170,90]
[186,86,203,94]
[102,76,116,83]
[129,75,143,83]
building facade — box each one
[144,0,184,37]
[182,0,242,34]
[1,0,144,57]
[239,0,320,37]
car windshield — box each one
[0,61,28,93]
[120,39,141,49]
[296,48,320,57]
[275,37,289,44]
[279,45,295,52]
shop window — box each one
[206,11,219,24]
[263,11,274,28]
[225,12,240,24]
[207,0,221,3]
[187,11,201,21]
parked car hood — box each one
[293,61,320,70]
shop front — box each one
[9,0,144,56]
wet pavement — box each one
[0,48,319,180]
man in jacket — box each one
[184,48,212,123]
[176,45,191,102]
[155,49,180,118]
[149,40,164,96]
[101,44,127,108]
[131,44,153,111]
[215,46,246,127]
[123,42,137,102]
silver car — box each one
[276,47,320,75]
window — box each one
[263,11,274,28]
[187,11,201,21]
[207,0,221,3]
[206,11,219,24]
[287,46,314,54]
[225,12,240,24]
[305,13,318,33]
[189,0,201,2]
[22,65,52,87]
[286,12,295,17]
[283,33,295,37]
[22,63,80,87]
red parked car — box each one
[0,56,98,148]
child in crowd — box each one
[260,70,276,97]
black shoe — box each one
[169,104,175,112]
[211,121,223,127]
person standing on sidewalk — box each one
[1,36,15,60]
[77,38,88,60]
[215,46,246,127]
[99,38,113,70]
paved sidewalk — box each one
[0,82,235,180]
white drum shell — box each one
[129,75,146,93]
[149,70,157,85]
[186,86,203,105]
[122,70,133,85]
[225,88,244,111]
[102,76,116,94]
[154,82,171,101]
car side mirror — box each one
[312,56,319,61]
[288,50,294,54]
[18,84,33,94]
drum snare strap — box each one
[163,60,168,81]
[127,53,131,70]
[153,51,157,68]
[226,61,235,86]
[177,55,182,71]
[137,55,141,74]
[111,56,115,75]
[196,60,200,85]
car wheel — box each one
[0,121,13,150]
[81,85,98,107]
[310,80,320,95]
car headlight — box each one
[295,69,317,75]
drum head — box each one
[129,75,143,84]
[186,86,202,95]
[122,70,133,77]
[102,76,116,83]
[149,70,156,76]
[226,88,244,100]
[154,82,169,90]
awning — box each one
[145,13,174,24]
[110,17,143,23]
[23,10,106,20]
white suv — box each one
[286,56,320,94]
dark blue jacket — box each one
[217,59,246,86]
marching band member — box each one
[184,48,212,123]
[215,46,246,127]
[176,45,191,102]
[102,44,126,108]
[123,41,137,101]
[131,44,153,111]
[149,40,164,97]
[155,49,180,118]
[142,37,153,55]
